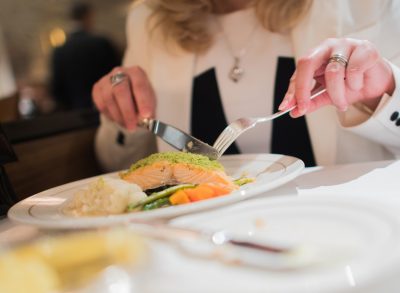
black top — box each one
[191,68,240,155]
[191,57,316,167]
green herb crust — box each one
[126,152,224,173]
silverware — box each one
[138,118,219,160]
[127,220,316,270]
[213,88,327,158]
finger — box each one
[112,79,138,131]
[279,72,297,110]
[93,81,113,121]
[92,81,106,112]
[105,94,123,125]
[324,47,353,111]
[290,91,331,117]
[345,40,379,91]
[294,40,333,114]
[125,66,156,118]
[101,70,124,125]
[280,73,321,115]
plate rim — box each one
[8,153,304,229]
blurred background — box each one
[0,0,133,209]
[0,0,131,120]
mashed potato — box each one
[64,177,147,216]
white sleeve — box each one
[95,3,156,172]
[95,115,157,172]
[122,2,151,68]
[339,62,400,156]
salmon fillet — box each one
[120,152,237,191]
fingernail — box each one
[279,100,288,111]
[279,94,293,110]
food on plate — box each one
[234,177,255,186]
[64,177,146,216]
[127,182,236,212]
[120,152,237,190]
[120,152,246,211]
[0,230,147,293]
[64,152,254,216]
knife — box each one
[138,118,219,160]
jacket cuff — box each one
[341,62,400,148]
[95,114,157,172]
[99,114,150,146]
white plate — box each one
[164,196,400,293]
[8,154,304,229]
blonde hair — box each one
[146,0,312,53]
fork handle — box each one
[265,88,327,122]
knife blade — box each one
[138,118,219,160]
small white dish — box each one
[165,195,400,293]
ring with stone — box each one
[110,71,127,87]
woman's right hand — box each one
[92,66,156,131]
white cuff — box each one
[342,62,400,149]
[95,114,157,172]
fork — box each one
[213,88,327,157]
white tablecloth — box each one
[1,160,399,293]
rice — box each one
[64,177,146,216]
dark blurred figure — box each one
[50,2,120,111]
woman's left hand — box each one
[279,38,395,117]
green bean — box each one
[127,184,195,211]
[142,197,171,211]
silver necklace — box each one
[216,17,258,83]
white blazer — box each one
[96,0,400,171]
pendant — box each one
[229,57,244,83]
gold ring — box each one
[328,53,348,67]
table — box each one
[0,160,398,293]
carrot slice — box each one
[170,183,233,205]
[203,183,232,196]
[186,185,215,202]
[169,190,190,205]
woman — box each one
[93,0,400,171]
